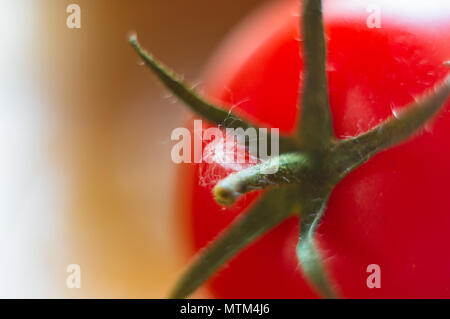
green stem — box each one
[130,35,252,130]
[297,0,334,149]
[213,153,311,206]
[334,75,450,177]
[170,187,300,299]
[129,34,297,152]
[297,234,338,299]
[296,195,338,299]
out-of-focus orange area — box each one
[0,0,262,298]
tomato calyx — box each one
[131,0,450,299]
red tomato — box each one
[180,0,450,298]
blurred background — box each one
[0,0,265,298]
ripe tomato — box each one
[180,0,450,298]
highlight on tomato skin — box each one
[180,0,450,298]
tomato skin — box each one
[182,0,450,298]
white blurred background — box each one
[0,1,64,297]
